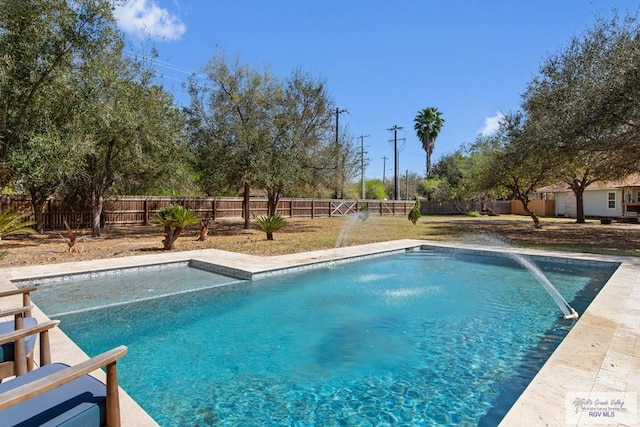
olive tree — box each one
[1,0,186,235]
[8,131,86,232]
[0,0,118,186]
[62,43,187,237]
[187,55,280,229]
[470,112,559,228]
[187,55,338,224]
[259,70,334,215]
[523,10,640,222]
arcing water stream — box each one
[508,251,579,319]
[473,235,579,319]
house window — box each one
[608,192,616,209]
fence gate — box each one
[330,201,359,216]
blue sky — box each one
[114,0,639,181]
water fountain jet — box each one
[511,252,579,319]
[335,207,369,249]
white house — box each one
[538,175,640,219]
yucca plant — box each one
[254,214,286,241]
[0,209,36,260]
[153,204,199,250]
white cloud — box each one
[478,111,505,136]
[114,0,186,41]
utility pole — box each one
[387,125,403,200]
[334,108,348,199]
[358,134,370,199]
[381,156,388,183]
[405,169,409,200]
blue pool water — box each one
[31,249,617,426]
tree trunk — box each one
[243,181,251,229]
[29,191,47,234]
[519,197,541,229]
[162,224,173,250]
[91,193,103,237]
[163,225,184,250]
[425,135,433,178]
[266,231,274,241]
[575,188,586,224]
[267,191,280,217]
[426,150,431,178]
[567,175,590,224]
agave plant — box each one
[0,209,36,260]
[153,204,199,250]
[254,214,286,241]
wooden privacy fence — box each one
[0,196,554,230]
[0,196,416,230]
[420,200,512,215]
[509,199,555,217]
[420,200,554,217]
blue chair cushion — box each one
[0,363,107,427]
[0,318,38,362]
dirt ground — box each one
[0,218,348,267]
[1,215,638,268]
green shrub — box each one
[408,199,421,225]
[466,210,481,217]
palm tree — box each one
[153,205,199,250]
[414,107,445,177]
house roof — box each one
[537,173,640,193]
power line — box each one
[125,51,208,79]
[123,51,209,106]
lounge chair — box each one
[0,287,39,378]
[0,333,127,427]
[0,320,60,378]
[0,287,37,321]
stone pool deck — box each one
[0,239,637,426]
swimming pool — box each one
[30,248,617,426]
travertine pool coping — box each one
[0,239,637,426]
